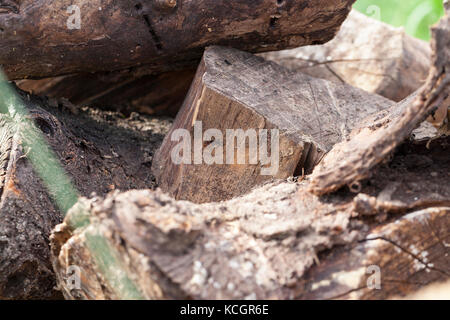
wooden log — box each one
[308,6,450,195]
[152,45,392,203]
[16,69,196,117]
[17,10,430,118]
[0,0,355,80]
[16,9,429,118]
[300,206,450,299]
[0,86,171,299]
[261,10,431,102]
[50,136,450,300]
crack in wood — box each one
[143,14,163,51]
[362,236,450,276]
[135,3,164,52]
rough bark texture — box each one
[308,6,450,195]
[152,46,392,203]
[0,87,171,299]
[261,10,431,102]
[0,0,355,80]
[16,69,196,117]
[50,136,450,300]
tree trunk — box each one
[0,0,355,80]
[0,87,171,299]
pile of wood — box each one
[0,1,448,300]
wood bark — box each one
[50,136,450,300]
[152,45,393,203]
[261,10,431,102]
[308,6,450,195]
[0,0,355,80]
[0,87,171,299]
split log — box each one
[261,10,431,102]
[16,69,196,117]
[0,0,355,80]
[50,136,450,300]
[152,45,392,203]
[308,5,450,195]
[0,87,171,299]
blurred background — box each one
[354,0,445,40]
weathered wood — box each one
[51,136,450,300]
[0,0,355,80]
[16,10,430,118]
[0,87,171,299]
[16,69,196,117]
[16,9,429,118]
[300,206,450,299]
[152,45,392,203]
[261,10,431,102]
[308,6,450,195]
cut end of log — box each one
[152,45,391,203]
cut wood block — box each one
[51,136,450,300]
[152,46,392,203]
[0,87,171,299]
[0,0,355,80]
[16,69,196,117]
[261,10,431,102]
[308,6,450,196]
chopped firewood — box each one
[152,46,394,203]
[261,10,431,102]
[0,0,355,80]
[1,2,448,302]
